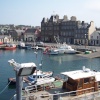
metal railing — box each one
[20,87,100,100]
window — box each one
[91,40,93,44]
[84,78,89,83]
[90,77,95,82]
[78,79,83,88]
[97,40,99,44]
[97,36,99,39]
[91,36,93,39]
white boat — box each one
[44,43,76,55]
[8,69,53,86]
[27,69,53,84]
[29,69,53,78]
[29,77,55,85]
[59,43,76,54]
[48,48,59,55]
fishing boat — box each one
[61,66,100,95]
[17,42,31,49]
[8,69,53,86]
[3,43,16,50]
[27,69,53,84]
[28,76,55,86]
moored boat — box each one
[43,43,76,55]
[61,66,100,95]
[8,78,16,85]
[3,43,16,50]
[57,43,76,54]
[27,69,54,85]
[17,42,31,49]
[8,69,53,86]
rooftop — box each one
[61,67,100,81]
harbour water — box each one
[0,49,100,100]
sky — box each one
[0,0,100,27]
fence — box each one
[20,87,100,100]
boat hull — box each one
[8,78,16,85]
[18,45,31,49]
[4,47,16,50]
[64,50,76,54]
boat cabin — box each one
[27,70,53,82]
[61,67,100,95]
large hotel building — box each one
[41,14,96,45]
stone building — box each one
[41,14,96,45]
[24,28,41,42]
[0,35,13,43]
[3,29,18,41]
[74,21,96,45]
[90,30,100,46]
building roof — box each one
[25,28,35,33]
[61,67,100,81]
[0,35,11,39]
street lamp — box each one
[8,59,36,100]
[98,32,100,46]
[85,34,87,50]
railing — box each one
[20,87,100,100]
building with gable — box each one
[41,14,96,45]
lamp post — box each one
[98,32,100,46]
[85,34,87,49]
[8,59,36,100]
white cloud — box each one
[85,0,100,11]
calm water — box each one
[0,49,100,100]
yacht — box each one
[45,43,76,55]
[59,43,76,54]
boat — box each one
[48,49,59,55]
[55,43,76,54]
[62,43,76,54]
[17,42,31,49]
[43,47,59,55]
[28,76,55,86]
[8,69,53,86]
[27,69,53,84]
[85,50,92,54]
[43,43,76,55]
[3,43,16,50]
[8,78,16,85]
[61,66,100,95]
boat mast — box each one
[54,35,60,47]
